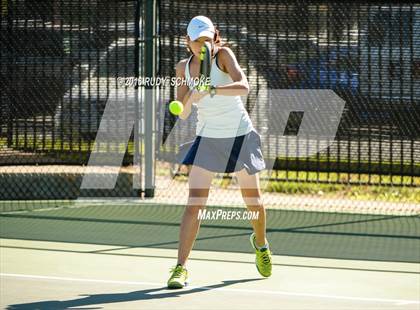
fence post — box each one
[133,0,142,194]
[143,0,156,197]
[5,0,13,147]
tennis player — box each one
[167,16,272,289]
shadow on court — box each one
[6,278,263,310]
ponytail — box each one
[213,27,230,47]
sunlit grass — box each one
[265,180,420,203]
[166,165,420,203]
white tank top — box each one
[185,52,254,138]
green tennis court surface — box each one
[1,201,419,309]
[1,201,419,262]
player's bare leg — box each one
[235,169,267,247]
[177,165,214,266]
[236,168,272,277]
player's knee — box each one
[185,205,206,217]
[187,188,209,207]
[189,188,209,198]
[243,197,263,208]
[241,189,262,207]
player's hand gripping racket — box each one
[197,41,212,91]
[169,41,211,116]
[195,41,212,139]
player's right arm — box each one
[175,59,208,120]
[175,60,193,120]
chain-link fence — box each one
[1,0,419,201]
[1,0,140,163]
[158,1,420,187]
[0,0,143,199]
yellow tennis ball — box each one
[169,100,183,115]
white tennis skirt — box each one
[176,129,266,175]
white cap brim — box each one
[189,30,214,41]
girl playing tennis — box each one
[167,16,272,289]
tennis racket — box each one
[197,41,212,91]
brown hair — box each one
[213,27,230,47]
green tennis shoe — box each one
[167,264,188,289]
[250,233,272,277]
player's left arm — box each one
[213,47,250,96]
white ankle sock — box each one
[256,242,269,250]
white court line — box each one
[1,273,418,306]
